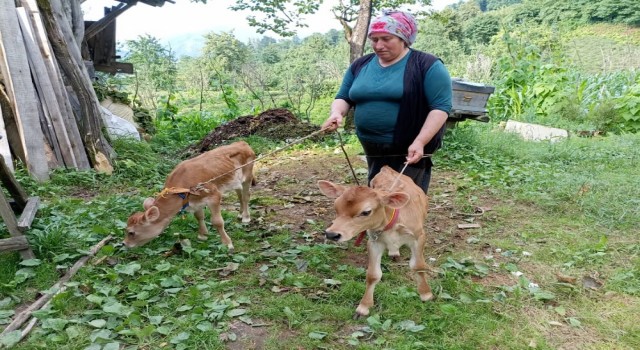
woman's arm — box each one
[322,99,351,131]
[406,60,452,164]
[406,110,448,164]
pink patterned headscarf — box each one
[368,10,418,46]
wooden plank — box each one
[0,156,28,210]
[0,1,49,181]
[17,7,77,169]
[0,98,13,173]
[36,91,63,168]
[17,196,39,231]
[0,30,28,167]
[21,0,91,170]
[0,184,34,259]
[0,236,30,253]
[94,62,134,75]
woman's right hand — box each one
[322,113,343,132]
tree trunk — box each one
[36,0,114,174]
[349,0,373,63]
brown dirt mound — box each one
[187,108,321,154]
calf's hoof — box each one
[420,292,434,302]
[354,305,370,319]
[239,214,251,223]
[197,234,208,241]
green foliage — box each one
[230,0,321,37]
[611,78,640,133]
[440,124,640,229]
[122,35,178,112]
[481,0,523,11]
[463,12,500,45]
[202,31,250,73]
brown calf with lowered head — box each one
[124,141,255,252]
[318,165,433,318]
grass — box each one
[1,122,639,349]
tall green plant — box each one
[487,28,543,121]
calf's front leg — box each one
[356,241,385,318]
[193,208,209,240]
[207,195,234,253]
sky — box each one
[82,0,459,56]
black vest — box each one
[348,50,445,156]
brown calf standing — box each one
[318,165,433,318]
[124,141,255,252]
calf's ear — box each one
[143,197,155,209]
[383,192,410,209]
[144,206,160,222]
[317,180,345,198]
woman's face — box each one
[369,33,407,63]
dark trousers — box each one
[360,140,433,194]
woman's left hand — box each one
[406,141,425,164]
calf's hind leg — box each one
[409,233,434,301]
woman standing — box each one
[322,10,452,193]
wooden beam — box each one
[94,62,134,74]
[83,1,136,41]
[0,156,28,210]
[0,1,49,181]
[0,236,30,253]
[17,196,39,232]
[0,185,34,260]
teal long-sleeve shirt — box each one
[335,50,452,144]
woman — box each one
[322,10,452,193]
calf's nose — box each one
[325,231,341,241]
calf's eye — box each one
[360,210,371,217]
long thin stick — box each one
[1,235,113,335]
[335,131,360,186]
[15,297,53,344]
